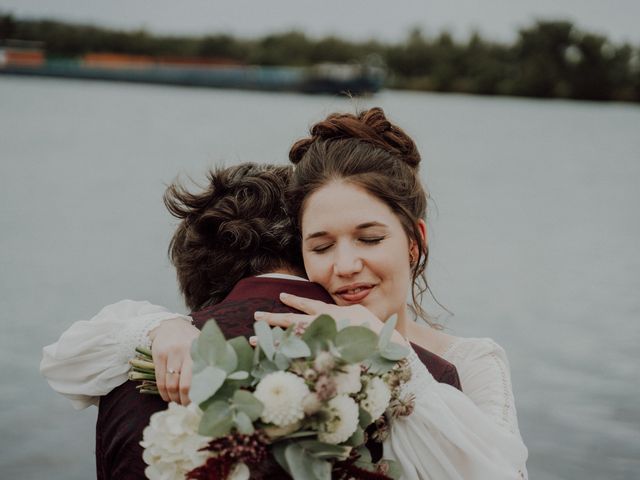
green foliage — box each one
[3,15,638,101]
[302,314,338,354]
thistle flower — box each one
[318,395,359,444]
[361,377,391,420]
[370,416,390,443]
[387,392,416,419]
[254,371,309,427]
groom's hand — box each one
[148,318,199,405]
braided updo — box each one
[287,107,432,324]
[165,163,303,311]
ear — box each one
[410,219,428,260]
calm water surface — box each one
[1,77,639,479]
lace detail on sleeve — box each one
[115,313,192,364]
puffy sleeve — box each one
[40,300,190,410]
[383,339,528,480]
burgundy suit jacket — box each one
[95,277,461,478]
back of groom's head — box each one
[164,163,304,311]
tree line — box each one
[1,14,639,102]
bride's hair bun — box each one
[289,107,420,169]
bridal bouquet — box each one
[130,314,415,480]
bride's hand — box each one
[253,293,407,344]
[148,318,200,405]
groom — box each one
[95,164,461,478]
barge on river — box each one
[0,47,384,95]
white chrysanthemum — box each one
[361,376,391,420]
[140,402,211,480]
[254,371,309,427]
[318,394,359,444]
[335,364,362,395]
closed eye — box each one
[311,243,333,253]
[360,236,386,244]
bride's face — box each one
[300,181,414,322]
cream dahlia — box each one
[361,376,391,420]
[254,371,309,427]
[335,364,362,395]
[318,394,359,444]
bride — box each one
[42,108,528,479]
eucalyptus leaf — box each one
[190,365,226,405]
[279,336,311,358]
[251,357,278,382]
[311,458,331,479]
[198,381,239,410]
[273,352,291,370]
[232,389,263,421]
[298,440,352,460]
[272,326,285,343]
[383,459,404,479]
[198,401,233,438]
[218,343,238,374]
[284,443,330,480]
[302,314,337,354]
[228,336,254,373]
[197,320,229,366]
[272,442,291,475]
[362,353,397,375]
[358,407,372,429]
[227,370,249,380]
[380,341,409,361]
[377,314,397,351]
[190,340,207,374]
[254,321,275,361]
[335,326,378,363]
[233,411,255,435]
[355,445,372,465]
[345,426,365,446]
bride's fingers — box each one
[179,356,192,405]
[254,310,313,328]
[165,360,182,404]
[278,292,329,315]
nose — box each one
[332,242,363,277]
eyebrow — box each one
[304,221,388,241]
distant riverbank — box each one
[1,14,639,102]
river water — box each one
[1,76,639,479]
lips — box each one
[334,283,376,303]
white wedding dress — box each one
[41,300,528,480]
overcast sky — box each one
[1,0,639,45]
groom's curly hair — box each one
[164,163,304,311]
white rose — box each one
[140,402,211,480]
[254,371,309,427]
[318,394,359,444]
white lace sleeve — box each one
[383,341,528,480]
[40,300,191,410]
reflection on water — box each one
[1,76,639,479]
